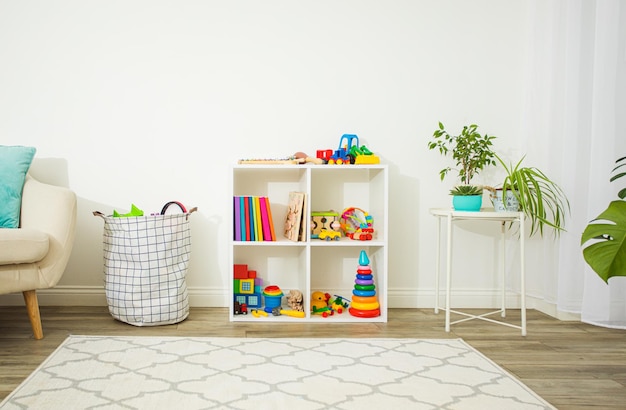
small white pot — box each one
[492,189,520,212]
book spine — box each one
[240,196,246,241]
[254,196,263,241]
[234,196,241,241]
[265,196,276,241]
[259,196,272,241]
[244,196,251,241]
[248,196,255,241]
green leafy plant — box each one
[581,156,626,283]
[494,154,570,238]
[449,185,483,196]
[428,122,497,185]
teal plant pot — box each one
[452,195,482,212]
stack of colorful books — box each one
[233,196,276,241]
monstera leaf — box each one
[581,200,626,283]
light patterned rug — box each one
[0,336,554,409]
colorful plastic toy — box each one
[271,307,306,318]
[311,291,334,317]
[328,295,350,314]
[327,134,380,165]
[349,250,380,318]
[351,144,380,164]
[263,285,284,313]
[113,204,144,218]
[316,149,333,163]
[328,134,359,165]
[233,264,262,309]
[312,305,334,317]
[340,207,374,241]
[234,301,248,315]
[311,210,341,239]
[318,229,341,241]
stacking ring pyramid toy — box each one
[349,250,380,318]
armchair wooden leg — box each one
[23,290,44,340]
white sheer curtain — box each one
[524,0,626,328]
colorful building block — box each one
[239,278,254,294]
[234,264,248,279]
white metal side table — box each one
[429,208,526,336]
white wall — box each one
[1,0,540,308]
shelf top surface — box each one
[233,163,388,170]
[429,207,523,221]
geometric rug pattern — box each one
[0,336,555,409]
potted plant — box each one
[489,154,570,237]
[581,156,626,283]
[427,122,497,211]
[449,185,484,211]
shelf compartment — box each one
[310,166,386,243]
[231,245,307,321]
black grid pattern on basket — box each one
[102,213,190,326]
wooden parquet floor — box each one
[1,306,625,409]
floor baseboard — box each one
[0,286,581,321]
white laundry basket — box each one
[94,202,196,326]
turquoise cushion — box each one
[0,146,36,228]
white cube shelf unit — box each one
[230,164,388,322]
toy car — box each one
[328,134,358,165]
[328,295,349,314]
[312,305,334,317]
[318,229,341,241]
[234,301,248,315]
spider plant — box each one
[495,154,570,238]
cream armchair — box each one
[0,175,77,339]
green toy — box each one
[113,204,144,218]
